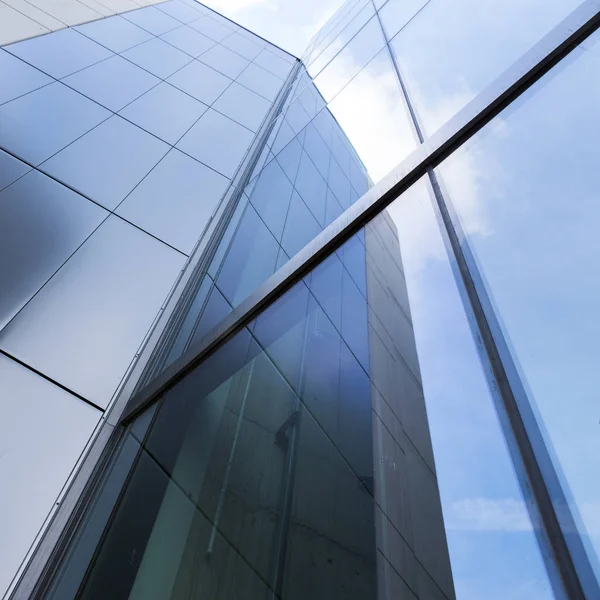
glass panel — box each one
[212,82,271,132]
[379,0,428,40]
[0,147,30,192]
[160,25,215,58]
[121,38,192,79]
[294,151,327,226]
[0,82,110,166]
[122,6,181,36]
[0,216,185,407]
[116,148,229,254]
[156,0,204,24]
[188,15,235,43]
[436,30,600,580]
[0,49,52,105]
[119,81,208,146]
[198,43,250,79]
[390,0,583,135]
[236,64,284,107]
[166,59,232,105]
[176,108,254,179]
[5,28,112,79]
[281,191,321,258]
[63,55,160,113]
[216,203,280,306]
[312,17,386,103]
[0,354,99,599]
[75,15,152,54]
[40,115,169,210]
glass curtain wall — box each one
[28,1,600,600]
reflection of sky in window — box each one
[436,29,600,579]
[387,180,554,599]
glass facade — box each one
[3,0,600,599]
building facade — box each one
[2,0,600,599]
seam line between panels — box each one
[0,349,105,412]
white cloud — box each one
[203,0,273,15]
[445,497,533,532]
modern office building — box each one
[2,0,600,598]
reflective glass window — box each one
[63,55,160,113]
[119,82,207,146]
[281,191,321,258]
[254,48,292,79]
[75,15,152,53]
[435,29,600,580]
[274,134,303,184]
[313,16,386,103]
[0,148,30,192]
[188,15,234,42]
[188,284,232,347]
[176,108,254,178]
[327,47,417,182]
[294,151,328,226]
[216,203,280,306]
[156,0,204,24]
[5,28,112,79]
[121,37,192,79]
[247,158,293,240]
[41,115,169,210]
[0,82,110,166]
[0,49,52,105]
[379,0,428,40]
[167,59,231,105]
[390,0,582,135]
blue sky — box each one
[201,0,345,56]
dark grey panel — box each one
[176,108,254,178]
[0,216,185,407]
[0,82,110,166]
[122,6,182,36]
[0,354,100,599]
[119,82,208,146]
[167,59,231,104]
[160,25,215,58]
[75,15,152,53]
[5,28,112,79]
[0,49,52,105]
[212,81,270,132]
[0,149,30,193]
[0,170,107,330]
[63,55,160,112]
[40,115,169,210]
[236,62,284,101]
[197,43,249,78]
[116,148,229,254]
[121,37,192,79]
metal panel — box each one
[40,115,169,210]
[0,170,108,330]
[116,148,229,254]
[5,28,112,79]
[0,354,100,598]
[0,215,185,407]
[176,108,254,178]
[0,49,52,106]
[75,15,152,53]
[213,81,271,132]
[63,55,160,113]
[0,82,111,166]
